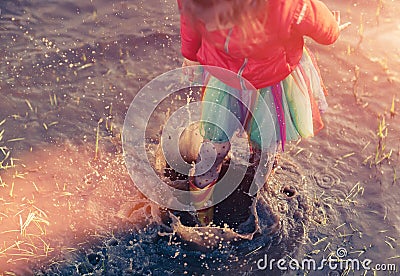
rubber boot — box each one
[190,141,231,226]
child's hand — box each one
[182,58,200,67]
[182,58,201,82]
[332,11,351,31]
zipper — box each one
[224,28,233,54]
[223,28,248,90]
[238,58,248,90]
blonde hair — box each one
[181,0,268,40]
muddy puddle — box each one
[0,0,399,275]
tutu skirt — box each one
[200,48,328,151]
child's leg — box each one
[249,146,277,195]
[190,77,245,225]
[246,86,281,194]
[189,140,230,225]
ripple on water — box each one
[312,169,341,189]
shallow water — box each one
[0,0,399,275]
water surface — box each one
[0,0,399,274]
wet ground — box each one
[0,0,399,275]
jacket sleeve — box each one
[177,0,202,61]
[292,0,339,45]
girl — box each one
[178,0,349,226]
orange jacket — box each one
[178,0,339,89]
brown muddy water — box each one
[0,0,399,275]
